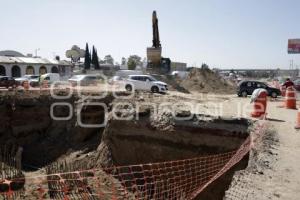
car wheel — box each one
[271,92,277,98]
[151,86,159,93]
[125,84,132,91]
[241,91,248,97]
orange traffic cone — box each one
[251,90,267,118]
[280,86,286,97]
[295,111,300,129]
[285,86,296,109]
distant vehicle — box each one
[294,79,300,91]
[108,76,124,85]
[40,73,60,85]
[124,75,168,93]
[68,74,100,86]
[15,75,39,86]
[237,81,281,98]
[171,71,188,79]
[0,76,17,88]
[115,70,143,78]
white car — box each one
[108,76,123,85]
[124,75,168,93]
[68,74,100,86]
[15,75,39,86]
[40,73,60,85]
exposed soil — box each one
[95,114,250,167]
[179,68,236,94]
[1,90,289,200]
[0,93,113,169]
[220,95,300,200]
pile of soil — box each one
[180,68,236,94]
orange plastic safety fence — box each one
[0,122,267,200]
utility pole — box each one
[290,59,294,69]
[35,48,40,57]
[289,59,294,77]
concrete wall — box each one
[0,63,71,77]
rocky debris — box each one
[151,111,175,131]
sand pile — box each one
[180,68,236,94]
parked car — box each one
[0,76,17,88]
[115,70,143,78]
[108,76,124,85]
[68,74,100,86]
[15,75,40,87]
[124,75,168,93]
[171,71,188,79]
[237,81,281,98]
[293,79,300,91]
[40,73,60,85]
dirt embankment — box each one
[95,111,250,167]
[224,127,280,199]
[92,111,252,200]
[180,68,236,94]
[0,92,256,200]
[0,94,113,168]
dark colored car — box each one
[237,81,281,98]
[0,76,17,88]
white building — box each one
[0,50,72,78]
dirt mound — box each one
[180,68,236,94]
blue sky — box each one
[1,0,300,68]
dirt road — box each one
[208,94,300,200]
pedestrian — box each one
[282,78,294,88]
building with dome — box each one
[0,50,72,78]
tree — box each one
[84,43,91,70]
[201,63,209,69]
[94,49,100,69]
[91,46,100,69]
[99,59,105,64]
[127,59,137,70]
[127,55,142,70]
[91,46,96,66]
[104,55,114,65]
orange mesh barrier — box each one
[0,122,267,200]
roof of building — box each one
[0,50,25,57]
[0,56,71,66]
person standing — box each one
[282,78,294,88]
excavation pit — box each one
[98,115,251,166]
[95,114,252,200]
[0,94,255,199]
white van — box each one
[40,73,60,85]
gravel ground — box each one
[213,94,300,200]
